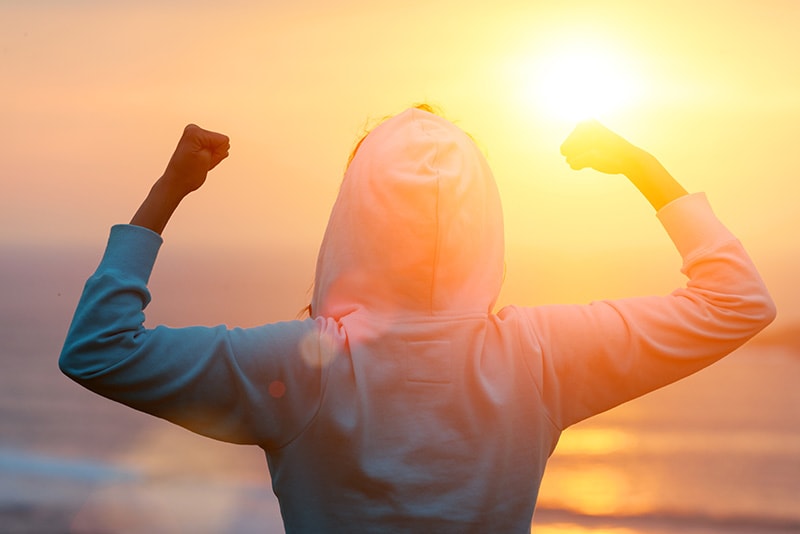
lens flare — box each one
[521,39,642,122]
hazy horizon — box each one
[3,0,800,325]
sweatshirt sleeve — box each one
[59,224,331,448]
[513,192,776,430]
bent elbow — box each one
[684,285,778,347]
[58,336,128,384]
[755,292,778,330]
[731,290,777,340]
[58,344,91,382]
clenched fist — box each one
[129,124,230,234]
[560,120,647,177]
[560,120,687,210]
[162,124,230,196]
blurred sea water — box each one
[536,342,800,533]
[1,246,798,533]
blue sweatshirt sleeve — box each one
[59,224,331,448]
[511,193,777,430]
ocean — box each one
[1,245,798,533]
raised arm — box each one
[512,121,776,429]
[59,125,328,447]
[130,124,230,234]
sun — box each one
[521,39,642,123]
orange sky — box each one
[3,1,799,323]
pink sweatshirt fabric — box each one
[61,108,776,532]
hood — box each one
[311,108,504,320]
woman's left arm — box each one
[59,125,326,446]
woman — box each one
[60,107,775,532]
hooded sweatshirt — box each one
[60,108,776,532]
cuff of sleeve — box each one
[656,192,736,261]
[99,224,164,284]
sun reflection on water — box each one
[533,525,639,534]
[538,427,644,517]
[540,464,631,516]
[555,428,637,456]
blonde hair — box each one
[346,103,444,168]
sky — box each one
[2,0,799,324]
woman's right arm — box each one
[514,122,776,430]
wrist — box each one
[623,148,658,182]
[153,173,193,204]
[129,176,187,235]
[625,152,688,211]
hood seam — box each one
[426,111,442,315]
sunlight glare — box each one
[533,526,638,534]
[555,428,635,455]
[539,465,630,516]
[523,39,641,122]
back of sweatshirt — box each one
[60,108,775,532]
